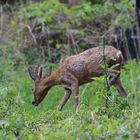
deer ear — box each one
[37,66,43,78]
[28,67,37,81]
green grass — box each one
[0,60,140,140]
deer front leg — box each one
[106,69,127,97]
[57,88,71,111]
[71,81,79,113]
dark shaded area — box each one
[119,0,140,61]
[136,0,140,26]
[125,28,137,60]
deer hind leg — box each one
[107,69,120,85]
[113,76,127,97]
[105,67,127,98]
[57,88,71,111]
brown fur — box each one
[28,46,127,112]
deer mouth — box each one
[32,101,35,105]
[32,91,48,106]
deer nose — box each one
[32,101,35,105]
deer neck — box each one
[40,70,60,89]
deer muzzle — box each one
[32,101,38,106]
[32,101,35,105]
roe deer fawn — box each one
[28,46,127,112]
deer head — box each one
[28,66,52,106]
